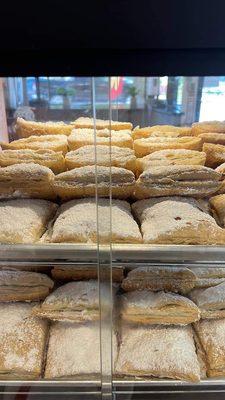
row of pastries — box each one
[1,265,225,381]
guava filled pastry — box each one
[0,163,56,200]
[15,117,73,138]
[134,165,221,199]
[53,165,135,200]
[120,290,200,325]
[68,128,133,150]
[115,324,200,382]
[189,266,225,288]
[132,197,225,245]
[0,198,57,244]
[192,120,225,136]
[72,116,132,131]
[65,145,136,172]
[132,125,192,140]
[0,269,54,302]
[46,198,142,244]
[121,266,196,294]
[51,265,124,283]
[32,280,100,322]
[194,318,225,377]
[45,321,118,379]
[196,132,225,146]
[203,142,225,169]
[189,281,225,319]
[136,149,206,176]
[133,136,202,157]
[0,302,48,379]
[0,134,68,154]
[0,149,65,174]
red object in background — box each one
[110,77,124,100]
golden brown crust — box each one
[192,121,225,135]
[51,266,124,282]
[72,117,132,131]
[0,149,65,174]
[198,132,225,145]
[0,135,68,154]
[132,125,192,140]
[68,128,133,150]
[65,145,136,172]
[133,137,202,157]
[203,142,225,168]
[0,163,56,200]
[53,165,135,200]
[210,194,225,226]
[15,117,73,138]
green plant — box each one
[56,87,75,96]
[128,86,139,97]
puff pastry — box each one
[68,128,133,150]
[210,194,225,226]
[48,198,142,244]
[194,318,225,377]
[121,290,200,325]
[0,302,48,379]
[121,266,196,294]
[53,165,135,200]
[115,324,200,381]
[0,199,57,244]
[0,269,54,302]
[189,282,225,319]
[51,265,124,282]
[136,149,206,176]
[0,163,56,200]
[15,117,73,138]
[133,137,202,157]
[197,133,225,145]
[216,162,225,178]
[134,165,221,199]
[132,125,192,140]
[189,267,225,288]
[192,120,225,136]
[1,134,68,154]
[72,116,132,131]
[45,321,117,378]
[132,197,225,244]
[33,280,100,322]
[65,145,136,172]
[0,149,65,174]
[203,143,225,168]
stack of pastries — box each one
[0,117,225,245]
[1,264,225,382]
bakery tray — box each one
[0,244,225,264]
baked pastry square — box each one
[51,265,124,282]
[133,136,202,157]
[210,194,225,225]
[115,324,200,381]
[120,290,200,325]
[68,128,133,150]
[136,149,206,176]
[33,280,100,322]
[189,282,225,319]
[0,302,48,379]
[203,143,225,168]
[189,266,225,288]
[15,117,73,138]
[0,149,65,174]
[196,132,225,146]
[192,120,225,136]
[45,321,118,379]
[121,266,196,294]
[132,125,192,140]
[0,198,57,244]
[194,318,225,377]
[134,165,221,199]
[132,197,225,244]
[48,198,142,244]
[0,269,54,302]
[1,134,68,154]
[65,145,136,172]
[72,116,132,131]
[53,165,135,200]
[0,163,56,200]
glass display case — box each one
[1,73,225,400]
